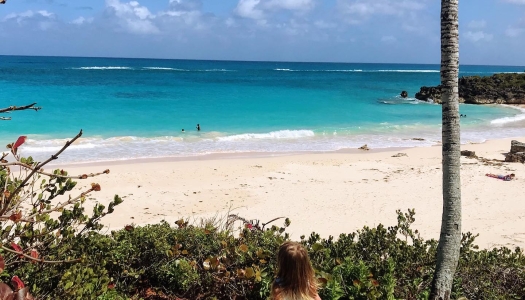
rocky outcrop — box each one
[400,91,408,98]
[510,140,525,153]
[415,73,525,104]
[461,150,477,158]
[505,140,525,163]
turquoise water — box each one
[1,56,524,163]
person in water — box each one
[270,241,321,300]
[181,129,185,132]
[196,124,201,131]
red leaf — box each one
[0,255,5,273]
[124,225,134,232]
[10,242,22,252]
[12,136,27,154]
[10,242,24,258]
[370,279,379,287]
[9,211,22,223]
[30,249,39,260]
[108,282,116,289]
[11,276,24,290]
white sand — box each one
[56,137,525,249]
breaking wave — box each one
[72,66,133,70]
[491,106,525,125]
[216,130,315,141]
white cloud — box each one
[71,16,94,25]
[381,35,397,43]
[235,0,266,20]
[264,0,315,11]
[234,0,315,20]
[468,20,486,29]
[338,0,426,18]
[105,0,159,34]
[3,10,55,23]
[465,31,494,42]
[2,10,57,30]
[168,0,202,11]
[505,26,524,37]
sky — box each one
[0,0,524,65]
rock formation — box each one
[400,91,408,98]
[505,140,525,163]
[415,73,525,104]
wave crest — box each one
[217,130,315,141]
[73,66,132,70]
[491,106,525,125]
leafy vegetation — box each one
[2,204,523,300]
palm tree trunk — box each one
[430,0,461,299]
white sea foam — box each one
[143,67,188,71]
[217,130,315,141]
[376,70,439,73]
[491,105,525,125]
[274,68,291,71]
[74,66,132,70]
[203,69,234,72]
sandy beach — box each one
[58,137,525,250]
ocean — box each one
[1,55,524,164]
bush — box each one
[4,209,522,300]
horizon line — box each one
[1,54,524,68]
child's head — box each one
[271,241,318,300]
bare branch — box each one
[0,162,110,180]
[0,130,83,215]
[0,103,41,114]
[27,186,96,219]
[1,246,81,264]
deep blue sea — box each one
[1,56,524,163]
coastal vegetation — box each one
[1,204,524,300]
[1,103,123,299]
[415,73,525,104]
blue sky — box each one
[1,0,524,65]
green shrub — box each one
[3,208,525,299]
[155,259,199,293]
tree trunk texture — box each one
[430,0,461,299]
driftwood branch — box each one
[1,246,81,264]
[0,103,41,114]
[0,130,83,215]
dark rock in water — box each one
[510,140,525,154]
[460,150,477,158]
[412,138,425,141]
[415,73,525,105]
[505,152,525,163]
[400,91,408,98]
[415,86,442,103]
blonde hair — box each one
[270,241,319,300]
